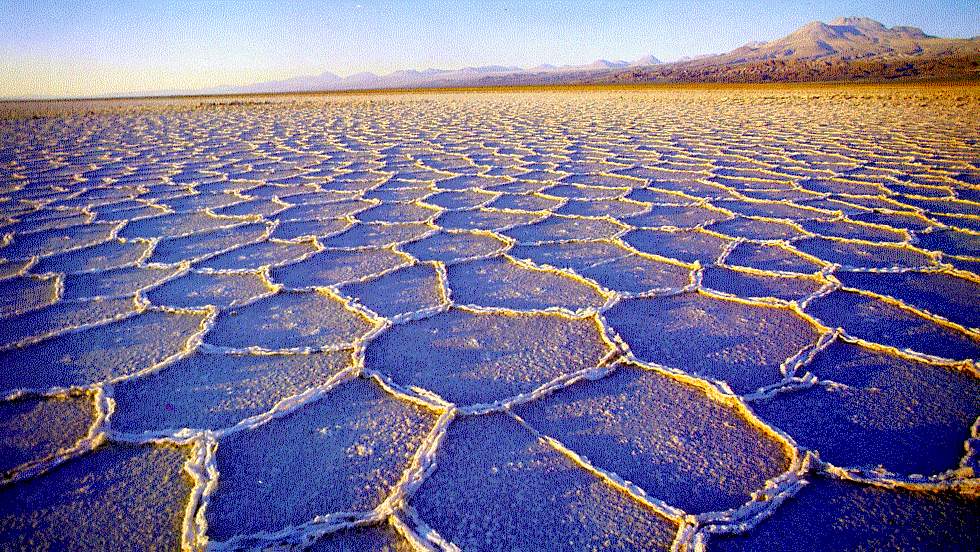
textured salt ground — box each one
[794,237,935,270]
[1,88,979,549]
[438,208,545,232]
[0,222,118,260]
[400,230,509,263]
[724,242,825,274]
[271,248,412,288]
[933,213,980,233]
[423,189,498,210]
[625,205,731,229]
[203,290,374,351]
[504,215,627,243]
[805,290,980,361]
[604,293,819,394]
[1,213,92,234]
[118,212,244,241]
[144,271,274,309]
[557,198,649,218]
[834,270,980,329]
[701,267,824,302]
[196,239,319,271]
[368,187,435,203]
[623,228,731,265]
[513,364,791,513]
[798,219,908,242]
[340,262,445,317]
[0,393,93,477]
[272,218,354,240]
[947,256,980,274]
[111,349,353,433]
[321,222,434,248]
[365,308,611,404]
[147,223,269,264]
[309,523,414,551]
[488,193,563,212]
[509,240,630,271]
[411,414,678,551]
[0,443,192,551]
[60,265,183,301]
[31,238,152,273]
[0,259,33,280]
[852,210,938,232]
[357,202,440,224]
[622,187,698,206]
[710,476,979,551]
[0,275,59,317]
[205,378,437,541]
[716,200,828,221]
[162,193,240,213]
[578,254,692,294]
[212,198,286,218]
[705,216,806,241]
[0,308,207,393]
[750,340,980,475]
[447,256,606,310]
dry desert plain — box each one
[0,83,978,550]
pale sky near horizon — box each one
[1,0,977,99]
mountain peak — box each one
[631,55,663,66]
[829,16,886,30]
[587,59,630,69]
[718,16,968,63]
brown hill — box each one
[597,54,978,84]
[719,17,973,62]
[594,17,980,83]
[457,17,979,87]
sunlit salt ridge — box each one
[0,86,978,550]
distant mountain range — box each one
[198,56,664,95]
[195,17,978,95]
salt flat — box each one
[0,84,978,550]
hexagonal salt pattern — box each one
[1,86,977,549]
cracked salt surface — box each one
[0,85,977,550]
[411,414,679,551]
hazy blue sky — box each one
[1,0,977,98]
